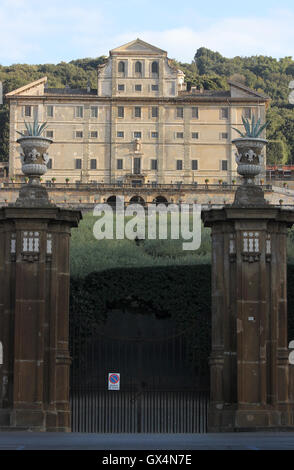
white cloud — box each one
[0,1,107,63]
[0,3,293,63]
[114,10,294,61]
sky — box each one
[0,0,294,65]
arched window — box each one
[118,61,125,73]
[152,61,159,75]
[135,61,142,74]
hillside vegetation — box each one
[0,48,294,163]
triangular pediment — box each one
[228,79,269,100]
[6,77,47,97]
[110,38,167,56]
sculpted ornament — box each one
[28,148,40,161]
[20,152,25,164]
[244,149,256,162]
[134,138,141,152]
[42,153,50,164]
[235,152,242,164]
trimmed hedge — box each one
[70,264,294,377]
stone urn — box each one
[17,136,52,183]
[232,137,268,206]
[15,136,53,206]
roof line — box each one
[5,76,47,97]
[228,79,270,99]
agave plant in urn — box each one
[232,116,269,206]
[15,118,53,207]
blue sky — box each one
[0,0,293,64]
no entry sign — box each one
[108,373,120,390]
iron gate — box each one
[70,309,209,433]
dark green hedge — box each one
[70,264,294,376]
[70,265,211,375]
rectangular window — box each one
[221,160,228,171]
[221,107,229,119]
[191,132,199,139]
[134,157,141,174]
[117,159,123,170]
[134,131,142,139]
[221,132,228,139]
[118,106,124,118]
[152,84,159,91]
[75,158,82,169]
[135,84,142,91]
[46,130,54,138]
[151,132,158,138]
[152,107,158,118]
[176,132,184,139]
[192,160,198,170]
[176,107,184,118]
[151,159,158,170]
[118,84,125,91]
[135,107,141,118]
[176,160,183,170]
[90,131,98,138]
[90,159,97,170]
[91,106,98,118]
[117,131,124,138]
[46,105,54,117]
[47,158,53,169]
[192,107,199,119]
[24,105,32,117]
[76,131,83,138]
[76,106,83,118]
[243,108,252,119]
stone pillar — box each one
[0,206,81,431]
[0,134,81,432]
[203,206,294,431]
[202,131,294,431]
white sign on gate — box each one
[108,372,120,390]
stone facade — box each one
[6,39,269,186]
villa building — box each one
[6,39,269,185]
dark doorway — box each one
[134,158,141,174]
[153,195,168,206]
[106,195,118,208]
[70,309,209,433]
[129,195,145,206]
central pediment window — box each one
[135,61,142,77]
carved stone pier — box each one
[0,135,81,431]
[202,135,294,431]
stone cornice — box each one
[7,94,268,105]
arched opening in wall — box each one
[118,61,125,75]
[129,195,145,206]
[135,61,142,76]
[151,61,159,76]
[106,195,119,208]
[153,195,168,206]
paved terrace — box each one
[0,432,294,450]
[1,182,293,207]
